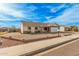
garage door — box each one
[50,27,58,32]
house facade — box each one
[20,22,60,34]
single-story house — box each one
[20,22,60,34]
[59,25,72,32]
[0,27,8,32]
[65,26,71,31]
[0,27,19,32]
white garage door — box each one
[50,27,58,32]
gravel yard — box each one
[0,32,74,48]
[1,32,74,42]
[0,38,24,48]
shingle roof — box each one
[22,22,59,27]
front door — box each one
[44,27,49,32]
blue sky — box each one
[0,3,79,28]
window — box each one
[44,27,48,30]
[35,27,38,30]
[28,27,31,30]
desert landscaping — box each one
[0,32,72,48]
[0,32,78,56]
[0,32,73,42]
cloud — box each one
[50,4,66,13]
[0,4,25,18]
[1,3,79,27]
[45,4,79,26]
[0,3,26,22]
[0,3,38,22]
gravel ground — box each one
[0,38,24,48]
[0,32,74,48]
[1,32,74,41]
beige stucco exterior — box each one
[20,22,59,33]
[59,26,65,32]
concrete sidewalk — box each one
[35,37,79,56]
[0,33,78,56]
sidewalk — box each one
[0,33,78,56]
[35,37,79,56]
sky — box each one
[0,3,79,28]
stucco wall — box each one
[20,23,24,33]
[21,24,41,33]
[59,26,65,32]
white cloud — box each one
[0,4,38,22]
[27,5,37,11]
[45,4,79,25]
[0,4,25,18]
[50,4,66,13]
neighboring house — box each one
[0,26,19,32]
[59,25,79,32]
[0,27,9,32]
[65,26,71,32]
[70,26,79,32]
[20,22,59,34]
[59,25,65,32]
[59,25,73,32]
[8,27,19,32]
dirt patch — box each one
[0,38,24,48]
